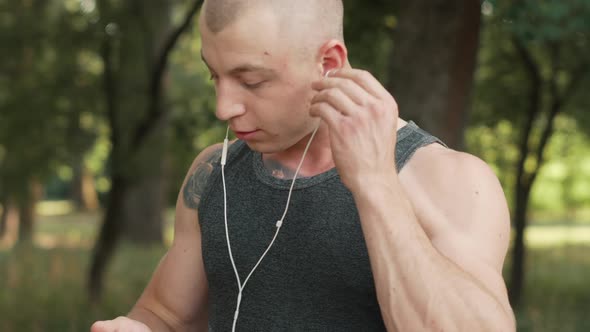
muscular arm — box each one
[126,144,223,331]
[353,147,515,332]
[309,67,514,331]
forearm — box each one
[127,306,174,332]
[127,300,208,332]
[353,178,514,332]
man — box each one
[92,0,516,331]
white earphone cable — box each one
[221,70,330,331]
[222,123,320,332]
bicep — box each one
[143,203,209,329]
[432,156,511,271]
[403,148,512,312]
[134,145,223,329]
[429,154,512,310]
[134,189,209,330]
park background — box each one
[1,0,589,331]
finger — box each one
[90,321,108,332]
[328,69,389,99]
[312,76,372,106]
[311,87,359,116]
[309,101,341,130]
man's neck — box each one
[261,118,408,179]
[262,122,334,179]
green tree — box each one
[0,0,100,242]
[388,0,483,149]
[470,0,590,307]
[343,0,396,79]
[88,0,203,301]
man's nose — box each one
[215,85,246,121]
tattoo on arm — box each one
[183,148,223,210]
[263,158,296,180]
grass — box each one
[0,204,589,331]
[508,246,590,332]
[0,244,165,332]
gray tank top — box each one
[199,121,445,331]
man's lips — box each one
[234,130,258,135]
[234,129,260,140]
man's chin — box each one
[241,131,313,155]
[241,139,285,154]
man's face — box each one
[199,7,321,153]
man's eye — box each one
[242,81,265,89]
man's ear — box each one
[317,39,348,76]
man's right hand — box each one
[91,317,152,332]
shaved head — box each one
[198,0,349,155]
[201,0,344,46]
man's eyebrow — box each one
[200,50,277,77]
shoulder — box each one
[399,143,514,322]
[399,143,511,268]
[402,143,502,193]
[190,143,225,169]
[181,142,226,210]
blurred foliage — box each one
[467,117,590,217]
[0,0,587,216]
[0,0,102,201]
[468,0,590,218]
[165,18,226,202]
[507,0,590,42]
[342,0,396,81]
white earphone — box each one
[220,69,333,331]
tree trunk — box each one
[98,0,174,246]
[17,197,34,243]
[388,0,482,149]
[0,196,8,239]
[0,198,18,244]
[71,161,100,211]
[507,38,541,308]
[88,0,202,301]
[0,197,9,238]
[89,173,128,301]
[509,180,531,306]
[122,152,167,244]
[16,179,43,244]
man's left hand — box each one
[310,69,399,192]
